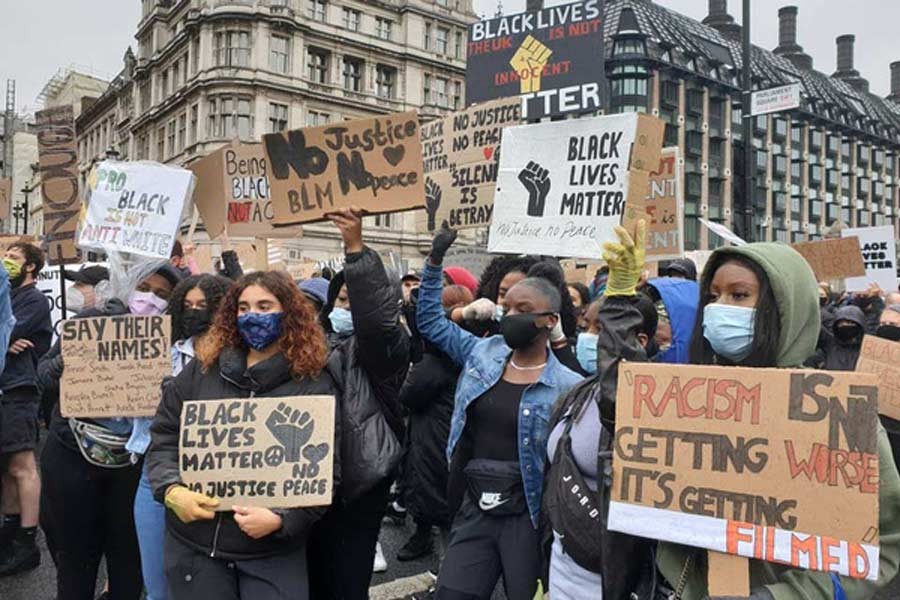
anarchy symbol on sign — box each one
[264,444,284,467]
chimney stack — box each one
[709,0,727,17]
[703,0,741,40]
[889,61,900,102]
[833,34,869,94]
[773,6,812,70]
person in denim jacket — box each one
[416,227,581,600]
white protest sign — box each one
[842,225,898,293]
[36,262,108,342]
[700,218,747,247]
[751,83,801,117]
[79,161,193,260]
[488,112,663,258]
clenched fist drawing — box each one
[518,161,551,217]
[509,35,553,94]
[425,177,443,232]
[266,402,315,462]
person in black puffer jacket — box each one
[307,207,410,600]
[147,270,341,600]
[808,304,866,371]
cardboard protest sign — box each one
[190,142,302,239]
[467,0,605,120]
[842,226,898,293]
[622,147,683,261]
[36,105,81,265]
[0,177,11,220]
[179,395,335,509]
[417,97,521,232]
[791,237,866,282]
[60,315,171,418]
[856,335,900,421]
[610,362,880,580]
[444,246,493,279]
[488,112,663,258]
[79,162,192,260]
[263,111,425,225]
[286,261,319,281]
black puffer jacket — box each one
[146,348,341,561]
[400,347,458,527]
[819,305,866,371]
[321,246,409,500]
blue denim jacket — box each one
[416,262,582,525]
[0,268,15,375]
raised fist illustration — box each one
[425,177,443,232]
[509,35,553,94]
[518,161,551,217]
[266,403,315,462]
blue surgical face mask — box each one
[237,312,284,351]
[702,304,756,362]
[329,307,354,335]
[575,332,599,374]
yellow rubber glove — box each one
[602,220,646,297]
[164,485,220,523]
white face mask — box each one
[66,286,86,313]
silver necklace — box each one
[509,358,547,371]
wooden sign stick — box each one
[707,551,750,598]
[186,205,200,244]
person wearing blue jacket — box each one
[417,226,581,600]
[644,276,700,364]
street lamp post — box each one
[741,0,754,242]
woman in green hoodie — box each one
[656,242,900,600]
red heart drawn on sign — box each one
[483,147,494,160]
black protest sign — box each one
[60,315,171,418]
[466,0,605,120]
[263,111,426,225]
[179,396,335,509]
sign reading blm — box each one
[263,111,425,225]
[610,362,880,581]
[180,396,336,509]
[466,0,605,120]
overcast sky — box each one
[0,0,896,115]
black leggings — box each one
[39,434,143,600]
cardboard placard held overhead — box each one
[263,111,426,225]
[488,112,664,258]
[79,161,192,260]
[856,335,900,421]
[179,395,336,509]
[791,237,866,281]
[0,177,11,220]
[443,246,494,279]
[609,362,880,581]
[622,147,683,261]
[417,97,522,232]
[841,225,898,293]
[189,142,303,239]
[35,105,81,265]
[60,315,171,418]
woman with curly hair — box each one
[130,274,231,600]
[147,271,341,600]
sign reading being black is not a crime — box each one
[466,0,605,120]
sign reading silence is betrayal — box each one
[60,315,171,418]
[609,362,880,581]
[418,97,521,232]
[842,225,898,293]
[262,111,425,225]
[79,161,192,260]
[189,142,302,239]
[180,396,335,509]
[488,112,664,258]
[466,0,605,120]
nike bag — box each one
[464,458,527,517]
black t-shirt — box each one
[467,379,529,462]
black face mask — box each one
[181,309,212,339]
[876,324,900,342]
[500,313,549,349]
[819,297,828,307]
[835,325,862,343]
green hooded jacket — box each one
[656,242,900,600]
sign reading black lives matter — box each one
[60,315,171,418]
[418,97,521,232]
[488,112,664,258]
[180,396,335,509]
[466,0,605,120]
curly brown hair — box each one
[196,270,328,379]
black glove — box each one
[429,221,457,265]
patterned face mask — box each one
[237,312,284,351]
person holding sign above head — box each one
[416,224,582,600]
[147,270,340,600]
[130,274,232,600]
[37,262,183,600]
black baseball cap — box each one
[64,265,110,286]
[401,270,420,282]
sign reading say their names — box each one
[842,225,898,293]
[488,112,663,258]
[79,161,192,260]
[791,237,866,281]
[263,111,425,226]
[418,97,522,232]
[180,395,335,509]
[856,335,900,421]
[60,315,171,418]
[610,362,880,580]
